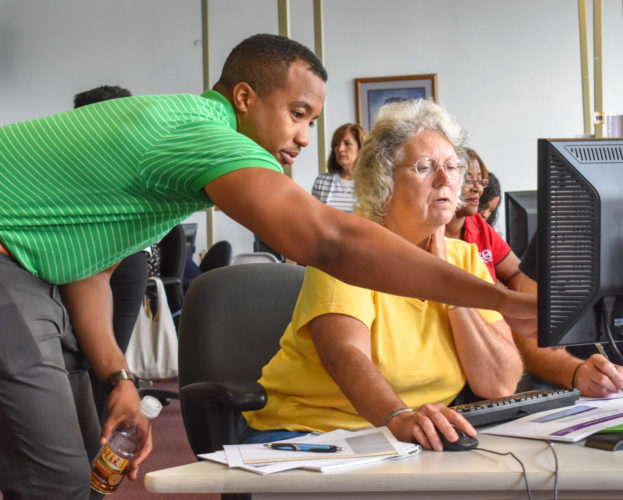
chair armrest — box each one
[180,380,267,412]
[146,277,182,289]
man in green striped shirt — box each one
[0,34,536,498]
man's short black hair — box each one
[73,85,132,108]
[216,33,327,97]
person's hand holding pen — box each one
[574,351,623,398]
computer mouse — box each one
[439,425,479,452]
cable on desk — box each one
[474,447,533,500]
[546,440,559,500]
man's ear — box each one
[231,82,256,114]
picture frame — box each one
[355,74,438,131]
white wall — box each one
[2,0,622,256]
[0,0,204,121]
[321,0,623,238]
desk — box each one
[145,433,623,499]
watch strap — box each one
[103,369,137,393]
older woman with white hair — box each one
[241,99,523,450]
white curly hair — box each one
[354,99,468,223]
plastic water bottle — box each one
[90,395,162,494]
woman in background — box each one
[445,148,522,288]
[312,123,367,213]
[478,171,501,227]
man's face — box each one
[237,61,326,167]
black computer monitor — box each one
[505,190,537,258]
[537,138,623,351]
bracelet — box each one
[103,369,137,393]
[571,362,585,389]
[384,408,415,426]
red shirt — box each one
[462,213,511,282]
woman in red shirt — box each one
[445,148,522,288]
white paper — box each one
[302,446,419,473]
[198,427,420,475]
[482,398,623,442]
[580,391,623,402]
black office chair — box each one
[178,263,305,456]
[181,223,198,259]
[230,252,280,265]
[155,224,186,317]
[198,240,233,273]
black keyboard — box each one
[451,388,581,427]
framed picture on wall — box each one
[355,74,438,131]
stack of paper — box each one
[198,426,420,475]
[482,396,623,443]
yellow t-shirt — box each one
[244,238,502,433]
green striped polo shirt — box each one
[0,90,282,284]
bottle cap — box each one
[139,395,163,420]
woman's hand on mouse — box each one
[386,403,476,451]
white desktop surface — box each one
[145,433,623,499]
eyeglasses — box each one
[464,177,490,188]
[396,157,467,181]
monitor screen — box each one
[537,138,623,349]
[505,190,537,259]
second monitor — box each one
[505,190,537,259]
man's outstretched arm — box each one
[204,167,537,335]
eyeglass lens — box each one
[465,178,489,187]
[414,158,464,179]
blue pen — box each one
[264,442,342,452]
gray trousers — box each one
[0,255,102,499]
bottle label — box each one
[90,445,130,493]
[98,445,130,473]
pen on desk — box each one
[264,442,342,452]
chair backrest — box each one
[181,223,198,259]
[157,224,186,313]
[230,252,280,265]
[253,234,285,262]
[199,240,232,273]
[158,224,186,279]
[178,263,305,454]
[179,263,304,384]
